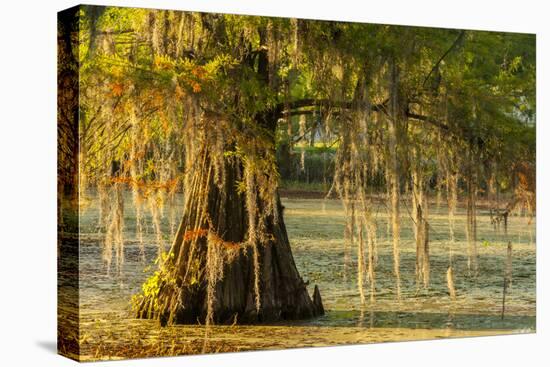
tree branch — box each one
[421,30,465,89]
[276,98,388,117]
[406,112,450,132]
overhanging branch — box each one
[406,112,450,132]
[276,98,388,117]
[278,97,454,135]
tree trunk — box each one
[136,154,323,325]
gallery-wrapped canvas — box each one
[58,4,536,362]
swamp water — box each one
[74,193,535,360]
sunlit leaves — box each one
[109,82,124,97]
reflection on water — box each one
[75,193,536,360]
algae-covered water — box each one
[74,193,536,361]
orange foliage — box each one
[207,231,242,250]
[181,227,243,250]
[109,82,124,97]
[191,82,202,93]
[183,229,209,242]
[191,66,207,79]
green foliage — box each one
[78,6,535,188]
[131,252,175,314]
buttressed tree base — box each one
[58,4,536,362]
